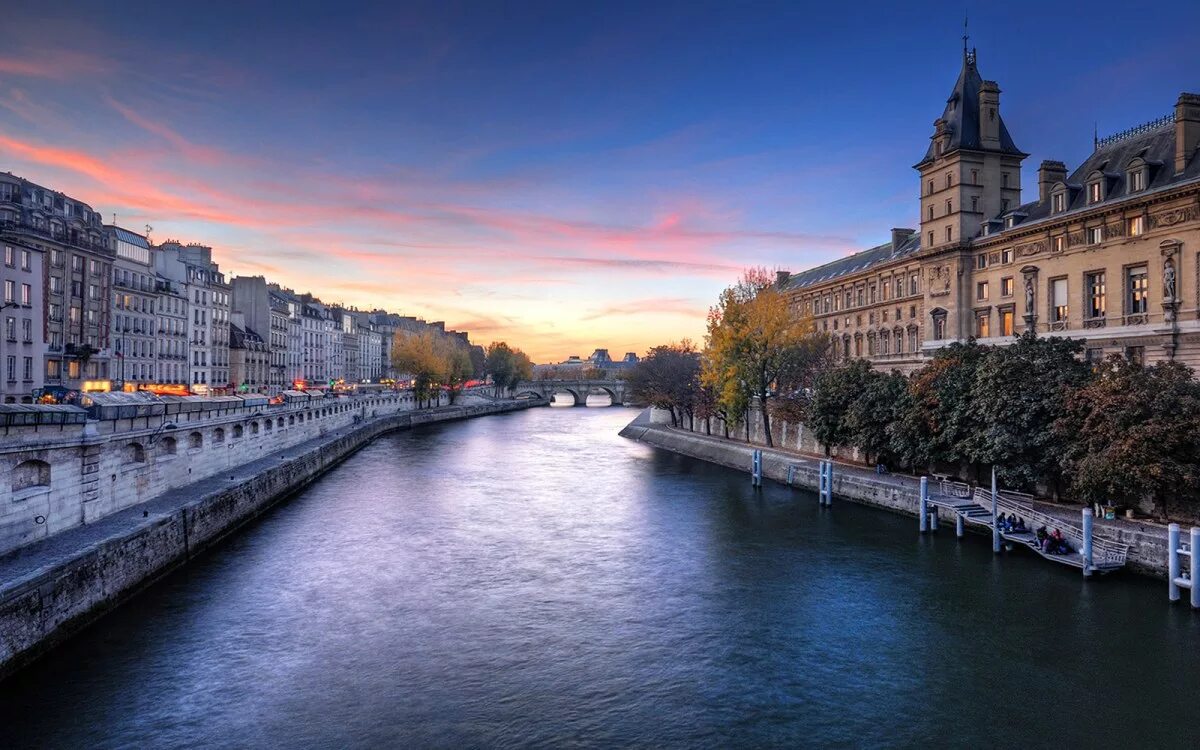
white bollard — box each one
[823,461,833,507]
[956,512,964,538]
[1168,524,1181,603]
[1192,528,1200,609]
[1081,507,1094,578]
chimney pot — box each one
[1175,92,1200,174]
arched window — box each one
[161,436,178,455]
[213,427,225,444]
[250,421,260,435]
[288,415,295,425]
[233,424,244,439]
[127,442,146,464]
[189,432,203,449]
[13,459,50,492]
[277,417,285,428]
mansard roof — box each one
[782,232,921,292]
[992,117,1200,234]
[917,51,1024,167]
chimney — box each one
[1176,93,1200,174]
[979,80,1001,149]
[1037,160,1068,202]
[891,228,914,251]
[775,270,790,287]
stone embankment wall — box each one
[0,399,534,681]
[0,391,447,556]
[621,415,1173,580]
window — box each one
[928,205,934,221]
[976,312,990,338]
[1088,181,1102,203]
[1086,272,1106,319]
[5,355,13,381]
[1000,308,1014,336]
[909,274,918,296]
[1087,226,1104,245]
[1002,173,1010,188]
[1128,216,1144,236]
[976,254,987,270]
[1051,278,1069,322]
[1052,192,1066,213]
[21,283,30,305]
[976,281,989,301]
[945,173,952,189]
[1054,235,1066,253]
[22,318,31,342]
[1001,277,1013,297]
[933,316,946,339]
[927,180,934,196]
[1126,266,1148,314]
[945,226,952,242]
[971,196,978,213]
[928,231,934,247]
[4,317,12,341]
[2,280,12,302]
[1128,169,1145,192]
[1005,216,1016,229]
[971,169,978,184]
[946,199,952,215]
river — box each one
[1,407,1197,748]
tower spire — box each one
[963,12,969,58]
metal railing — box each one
[971,488,1128,567]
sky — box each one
[1,1,1198,362]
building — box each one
[1,238,45,401]
[154,272,188,389]
[107,227,159,391]
[781,48,1200,372]
[0,174,114,393]
[156,241,230,394]
[229,315,270,392]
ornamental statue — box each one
[1164,257,1177,301]
[1024,276,1035,311]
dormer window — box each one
[1127,166,1146,193]
[1051,190,1067,213]
[1087,173,1104,204]
[1005,215,1016,229]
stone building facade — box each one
[1,238,44,401]
[782,50,1200,373]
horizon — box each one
[2,0,1198,361]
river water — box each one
[2,407,1198,749]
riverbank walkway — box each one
[638,422,1140,576]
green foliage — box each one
[844,369,906,462]
[1056,357,1200,514]
[808,359,875,454]
[966,333,1090,489]
[484,341,533,395]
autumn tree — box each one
[391,331,444,407]
[703,268,824,447]
[1056,357,1200,518]
[440,339,475,404]
[485,341,533,396]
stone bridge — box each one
[514,379,630,406]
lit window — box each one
[1000,308,1014,336]
[976,313,990,338]
[1128,169,1145,192]
[1088,182,1102,203]
[1051,278,1069,322]
[1054,236,1066,253]
[1052,192,1066,213]
[977,254,987,270]
[1128,216,1144,236]
[1086,272,1106,319]
[1001,248,1012,264]
[1088,226,1104,245]
[1127,266,1148,315]
[1001,277,1013,297]
[976,281,989,301]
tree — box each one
[485,341,534,397]
[627,341,699,427]
[843,370,907,464]
[887,341,986,473]
[440,340,474,404]
[391,331,443,407]
[703,268,823,447]
[966,333,1091,490]
[808,359,876,455]
[1056,357,1200,518]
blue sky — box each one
[1,0,1197,360]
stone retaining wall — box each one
[0,400,534,681]
[620,418,1173,580]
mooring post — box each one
[786,464,795,486]
[930,506,939,532]
[751,449,762,487]
[1192,527,1200,609]
[919,476,928,533]
[823,461,833,506]
[1081,507,1094,578]
[991,466,1000,554]
[956,512,964,538]
[1168,523,1181,603]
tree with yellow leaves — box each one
[703,268,827,447]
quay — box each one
[0,396,536,681]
